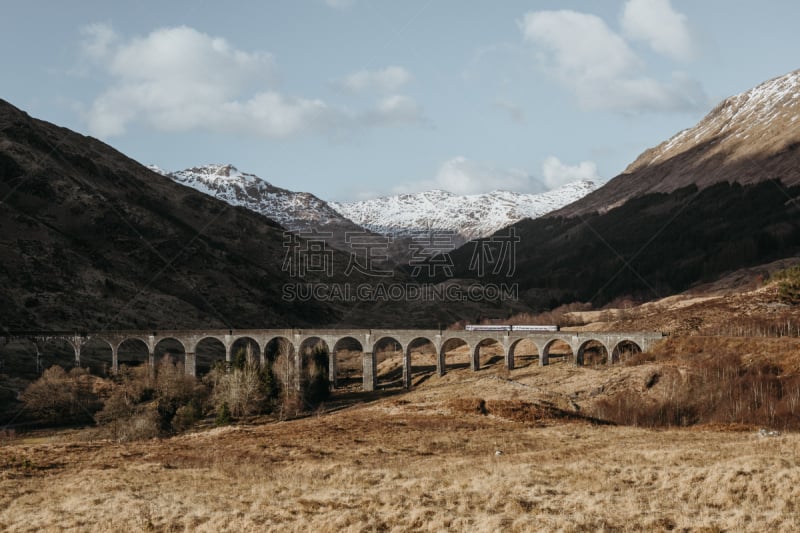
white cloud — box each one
[541,156,601,189]
[389,156,601,197]
[338,66,412,93]
[81,22,118,60]
[336,67,422,125]
[81,25,422,138]
[364,95,423,125]
[521,11,639,82]
[219,92,335,138]
[394,157,545,196]
[621,0,694,61]
[519,9,706,113]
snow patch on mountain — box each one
[156,163,352,231]
[152,163,597,244]
[629,69,800,172]
[329,180,598,242]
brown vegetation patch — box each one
[446,396,611,426]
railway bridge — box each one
[2,329,665,391]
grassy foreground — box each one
[2,364,800,533]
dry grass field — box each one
[3,357,800,533]
[3,272,800,532]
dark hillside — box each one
[448,179,800,309]
[0,99,347,330]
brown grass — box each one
[3,359,800,532]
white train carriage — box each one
[465,324,512,331]
[510,325,559,332]
[464,324,559,332]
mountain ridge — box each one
[329,180,596,244]
[154,164,597,246]
[451,68,800,309]
[552,68,800,218]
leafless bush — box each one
[154,355,197,402]
[93,358,206,439]
[21,366,100,424]
[117,406,161,442]
[593,389,698,428]
[700,315,800,337]
[596,353,800,430]
[208,345,272,419]
[95,387,137,440]
[210,362,267,418]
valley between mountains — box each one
[2,66,800,533]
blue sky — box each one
[2,1,799,201]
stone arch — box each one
[542,338,575,366]
[297,337,331,394]
[82,337,114,376]
[229,336,262,366]
[332,336,364,389]
[508,338,541,370]
[195,336,227,376]
[154,337,187,375]
[439,337,470,374]
[40,337,78,370]
[265,336,296,395]
[116,338,151,370]
[577,339,609,367]
[0,337,40,377]
[473,337,504,371]
[404,336,437,388]
[372,336,404,389]
[611,339,643,364]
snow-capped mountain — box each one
[555,68,800,217]
[633,69,800,176]
[153,163,597,246]
[329,180,597,244]
[152,164,362,235]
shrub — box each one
[93,358,208,439]
[119,406,161,441]
[21,366,100,424]
[771,265,800,305]
[215,402,232,426]
[172,403,201,432]
[154,355,197,403]
[593,353,800,430]
[95,387,136,440]
[209,347,273,418]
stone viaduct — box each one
[3,329,665,391]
